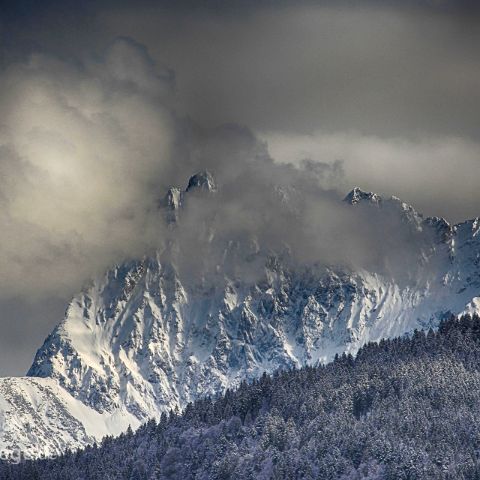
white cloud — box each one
[264,130,480,222]
[0,38,175,297]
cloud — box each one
[152,124,434,295]
[98,3,480,141]
[0,38,175,298]
[0,40,361,301]
[0,31,476,302]
[264,131,480,223]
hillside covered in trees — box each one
[3,314,480,480]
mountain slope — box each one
[0,377,138,460]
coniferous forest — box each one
[3,314,480,480]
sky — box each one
[0,0,479,375]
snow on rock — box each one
[344,186,382,206]
[0,377,139,459]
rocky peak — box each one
[163,187,182,209]
[344,187,381,206]
[159,171,217,223]
[186,170,217,193]
[160,187,183,224]
[423,216,454,242]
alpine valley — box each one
[1,172,480,460]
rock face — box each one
[2,176,480,459]
[344,186,382,206]
[185,170,217,193]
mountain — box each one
[1,173,480,459]
[5,313,480,479]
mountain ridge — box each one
[1,175,480,459]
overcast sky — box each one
[0,0,479,375]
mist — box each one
[0,42,425,301]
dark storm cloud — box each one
[103,3,480,139]
[3,0,479,139]
[99,0,480,220]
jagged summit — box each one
[186,170,217,193]
[160,171,216,223]
[163,186,182,210]
[161,186,183,223]
[344,186,381,205]
[344,187,428,232]
[344,188,456,242]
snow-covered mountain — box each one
[1,172,480,459]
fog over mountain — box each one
[0,0,479,375]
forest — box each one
[3,314,480,480]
